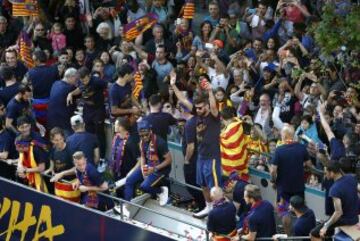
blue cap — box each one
[137,119,151,132]
[264,63,277,73]
[244,48,257,62]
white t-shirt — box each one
[208,67,229,90]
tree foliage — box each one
[310,4,360,56]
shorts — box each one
[196,157,222,188]
[311,220,345,238]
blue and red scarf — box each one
[111,133,128,176]
[140,133,159,167]
[80,169,99,209]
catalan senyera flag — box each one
[123,13,158,41]
[247,139,268,156]
[19,31,34,68]
[220,118,251,177]
[19,144,48,193]
[180,0,195,19]
[132,71,143,99]
[9,0,39,17]
[55,181,81,203]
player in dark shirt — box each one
[144,94,177,142]
[109,64,141,118]
[240,184,276,241]
[66,115,100,165]
[72,151,108,209]
[207,187,237,240]
[70,67,107,157]
[45,127,75,182]
[111,117,140,180]
[311,161,359,240]
[124,119,172,206]
[15,116,49,192]
[192,78,222,219]
[289,195,316,237]
[0,116,17,180]
[47,68,77,134]
[0,66,20,106]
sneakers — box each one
[193,203,212,219]
[113,204,130,218]
[158,186,169,206]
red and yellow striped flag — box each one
[220,118,250,176]
[10,0,39,17]
[247,139,268,159]
[132,71,143,99]
[55,181,81,203]
[123,13,158,41]
[19,31,34,68]
[180,0,195,19]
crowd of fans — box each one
[0,0,359,240]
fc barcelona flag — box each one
[123,13,158,41]
[132,71,143,99]
[180,0,195,19]
[9,0,39,16]
[55,181,81,203]
[19,31,34,69]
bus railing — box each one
[9,163,210,241]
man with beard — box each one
[15,116,49,192]
[6,84,45,136]
[192,76,222,219]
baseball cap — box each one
[264,63,277,73]
[137,119,151,132]
[70,115,84,126]
[289,195,308,213]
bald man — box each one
[207,187,237,241]
[270,124,314,234]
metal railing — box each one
[3,158,331,241]
[6,162,210,241]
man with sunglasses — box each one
[124,119,171,207]
[193,76,223,219]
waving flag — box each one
[9,0,39,16]
[180,0,195,19]
[55,181,81,203]
[123,13,158,41]
[19,31,34,68]
[220,118,250,177]
[132,71,143,99]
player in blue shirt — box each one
[289,195,316,237]
[66,115,100,165]
[311,161,359,240]
[72,151,108,209]
[109,64,141,118]
[240,184,276,241]
[192,78,222,219]
[124,119,172,207]
[0,116,17,180]
[207,187,237,241]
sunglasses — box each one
[139,132,150,138]
[35,28,45,31]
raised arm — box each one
[206,83,219,117]
[318,102,335,141]
[169,71,193,110]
